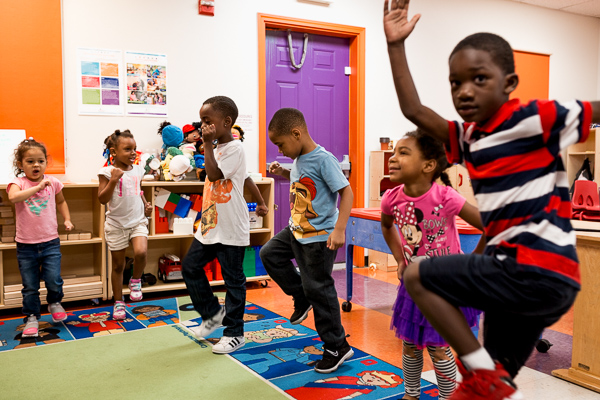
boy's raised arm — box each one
[385,0,449,144]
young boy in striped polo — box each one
[383,1,600,399]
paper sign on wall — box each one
[0,130,26,184]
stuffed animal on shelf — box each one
[168,155,193,182]
[161,148,193,181]
[180,124,200,169]
[161,147,181,181]
[232,124,245,142]
[157,121,183,160]
[140,153,161,181]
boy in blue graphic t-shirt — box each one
[261,107,354,374]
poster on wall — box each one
[125,51,168,117]
[77,48,124,115]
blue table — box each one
[343,208,390,312]
[343,208,482,312]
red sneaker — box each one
[451,360,523,400]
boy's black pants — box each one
[419,252,578,377]
[260,228,347,349]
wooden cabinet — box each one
[553,232,600,393]
[368,151,400,271]
[446,164,477,207]
[0,183,106,309]
[567,127,600,231]
[369,150,400,209]
[107,178,275,299]
[567,128,599,186]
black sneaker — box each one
[314,342,354,373]
[289,298,312,325]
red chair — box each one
[572,180,600,220]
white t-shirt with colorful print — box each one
[98,164,146,229]
[196,140,249,247]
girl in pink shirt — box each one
[381,130,483,400]
[7,138,74,338]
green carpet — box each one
[0,324,286,400]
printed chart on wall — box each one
[125,51,168,117]
[77,48,124,115]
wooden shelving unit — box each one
[0,178,275,308]
[567,128,599,186]
[368,150,400,270]
[108,178,275,299]
[0,183,106,309]
[551,128,600,392]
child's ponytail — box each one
[439,170,453,188]
[405,129,453,187]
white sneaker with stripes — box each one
[212,336,245,354]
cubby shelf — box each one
[107,178,274,299]
[0,183,106,309]
[0,178,274,309]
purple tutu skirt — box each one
[391,282,481,349]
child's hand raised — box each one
[383,0,421,45]
[110,167,124,181]
[268,161,284,176]
[37,179,51,192]
[202,124,217,144]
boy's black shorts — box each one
[418,252,578,377]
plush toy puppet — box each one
[157,121,183,160]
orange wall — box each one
[0,0,65,173]
[511,51,550,103]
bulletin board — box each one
[0,0,65,174]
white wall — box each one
[62,0,600,204]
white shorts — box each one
[104,220,148,251]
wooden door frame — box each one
[257,13,365,209]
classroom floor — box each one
[0,265,598,399]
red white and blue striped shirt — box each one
[446,98,592,287]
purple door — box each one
[265,30,350,262]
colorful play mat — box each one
[0,296,439,400]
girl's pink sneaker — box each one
[113,301,127,320]
[128,278,143,301]
[48,302,67,322]
[22,315,39,337]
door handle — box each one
[340,155,351,178]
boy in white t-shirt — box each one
[183,96,250,354]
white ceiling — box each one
[504,0,600,18]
